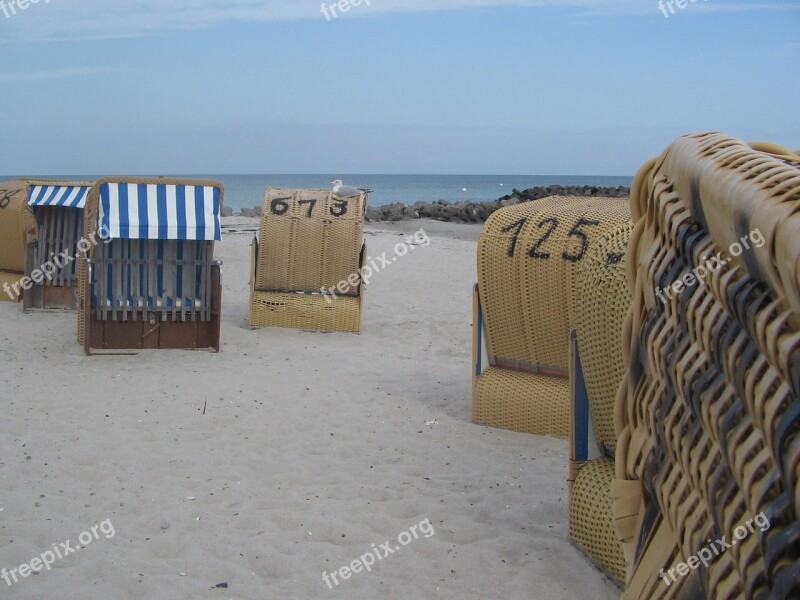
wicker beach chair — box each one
[615,133,800,599]
[472,195,630,437]
[568,222,633,583]
[22,180,93,310]
[77,177,224,354]
[249,188,367,333]
[0,179,37,303]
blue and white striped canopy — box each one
[28,184,91,209]
[98,182,222,241]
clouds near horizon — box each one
[0,0,797,40]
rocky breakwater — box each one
[364,185,630,223]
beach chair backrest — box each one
[617,133,800,599]
[477,195,630,374]
[26,181,92,289]
[78,177,224,352]
[0,179,36,274]
[255,188,366,294]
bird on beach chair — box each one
[330,180,372,198]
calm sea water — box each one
[0,174,633,209]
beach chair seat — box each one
[78,178,224,353]
[568,222,633,584]
[0,179,37,302]
[472,195,630,437]
[474,366,570,437]
[250,187,367,333]
[616,133,800,599]
[23,180,92,310]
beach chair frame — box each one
[249,187,367,333]
[78,177,224,354]
[471,196,630,437]
[0,179,37,303]
[22,179,93,311]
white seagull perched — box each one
[330,180,372,198]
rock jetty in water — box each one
[363,185,630,223]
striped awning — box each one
[28,184,91,209]
[99,182,221,241]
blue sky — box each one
[1,0,798,175]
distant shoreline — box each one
[229,185,632,223]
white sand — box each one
[0,218,620,599]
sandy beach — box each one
[0,217,620,600]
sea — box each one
[0,174,633,210]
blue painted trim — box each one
[573,337,590,462]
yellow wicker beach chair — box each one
[472,196,630,437]
[0,179,37,303]
[249,188,367,333]
[568,223,633,584]
[22,180,93,310]
[77,177,224,354]
[616,133,800,600]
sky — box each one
[0,0,798,176]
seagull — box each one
[331,180,372,198]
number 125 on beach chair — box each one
[78,177,224,354]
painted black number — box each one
[331,200,348,217]
[271,197,290,215]
[563,218,600,262]
[528,218,559,259]
[299,199,317,218]
[500,218,528,257]
[0,189,18,209]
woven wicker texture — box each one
[617,133,800,600]
[474,196,630,437]
[569,457,627,582]
[0,271,23,302]
[250,291,362,332]
[575,223,634,451]
[0,179,36,273]
[255,188,366,293]
[478,196,631,370]
[473,366,570,437]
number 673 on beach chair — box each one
[249,187,368,333]
[77,177,224,354]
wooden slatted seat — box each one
[78,177,224,353]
